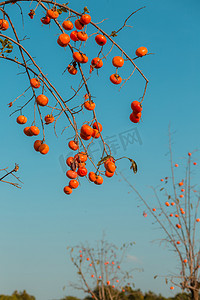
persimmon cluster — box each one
[0,2,149,195]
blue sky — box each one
[0,0,200,299]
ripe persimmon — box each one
[34,140,42,151]
[66,157,74,167]
[73,52,83,63]
[105,161,116,173]
[81,124,93,136]
[82,54,88,64]
[77,31,88,41]
[80,132,91,140]
[175,164,179,167]
[196,218,200,222]
[47,9,59,19]
[63,186,73,195]
[57,33,70,47]
[39,143,49,154]
[169,213,173,217]
[29,126,40,136]
[135,47,148,57]
[92,129,100,139]
[30,78,40,88]
[0,19,9,30]
[130,112,141,123]
[68,65,78,75]
[75,19,84,30]
[84,101,95,110]
[94,175,103,185]
[183,259,187,263]
[75,152,87,163]
[171,202,175,206]
[44,114,54,124]
[105,170,114,177]
[110,74,122,85]
[24,127,33,136]
[66,170,77,179]
[70,30,79,42]
[36,94,48,106]
[91,57,103,69]
[165,202,170,207]
[68,140,78,150]
[131,101,142,113]
[41,15,51,24]
[80,14,91,25]
[104,157,115,168]
[112,56,124,68]
[89,172,96,182]
[177,241,181,245]
[95,34,107,46]
[62,20,73,30]
[69,179,79,189]
[170,286,174,290]
[77,167,87,177]
[17,115,27,124]
[93,122,102,132]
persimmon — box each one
[112,56,124,68]
[107,281,110,285]
[183,259,187,263]
[77,167,87,177]
[66,157,74,167]
[181,189,185,192]
[193,162,197,165]
[181,210,185,215]
[75,19,84,30]
[176,224,181,229]
[0,19,9,30]
[188,152,192,156]
[175,214,179,218]
[81,124,93,136]
[175,164,179,167]
[93,122,102,132]
[180,195,184,198]
[63,186,72,195]
[84,101,95,110]
[70,30,79,42]
[110,74,122,85]
[165,202,170,207]
[152,208,156,212]
[78,162,86,168]
[57,33,70,47]
[34,140,42,151]
[177,241,181,245]
[94,175,103,185]
[74,152,87,163]
[77,31,88,41]
[169,213,173,217]
[178,182,184,186]
[36,94,48,106]
[131,101,142,113]
[80,132,91,140]
[68,140,78,150]
[80,14,91,25]
[73,52,83,63]
[62,20,73,30]
[135,47,148,57]
[95,34,107,46]
[104,157,115,168]
[29,126,40,136]
[105,170,114,178]
[66,170,77,179]
[39,143,49,155]
[47,9,59,19]
[68,64,78,75]
[82,54,88,64]
[69,179,79,189]
[196,218,200,222]
[44,114,54,124]
[105,161,116,173]
[41,15,51,24]
[91,275,94,278]
[130,112,141,123]
[170,286,174,290]
[91,57,103,69]
[89,172,96,182]
[30,78,40,88]
[16,115,27,124]
[24,127,33,136]
[92,129,100,139]
[171,202,175,206]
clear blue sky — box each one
[0,0,200,299]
